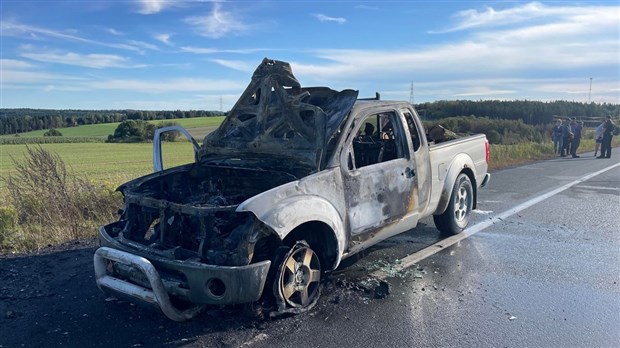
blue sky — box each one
[1,0,619,110]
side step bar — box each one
[94,247,204,322]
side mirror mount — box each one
[153,126,200,172]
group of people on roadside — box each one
[552,116,615,159]
[552,117,583,158]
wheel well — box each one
[461,167,477,210]
[282,221,338,271]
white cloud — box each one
[0,59,36,69]
[20,50,145,69]
[184,3,249,38]
[90,78,245,93]
[290,2,619,82]
[1,20,150,53]
[109,94,239,110]
[180,46,274,54]
[135,0,172,14]
[1,61,86,106]
[2,20,93,43]
[126,40,159,51]
[179,46,221,54]
[154,33,173,46]
[380,78,620,103]
[312,14,346,24]
[1,69,86,84]
[1,58,87,86]
[210,59,254,72]
[434,2,546,33]
[0,59,244,96]
[355,5,379,11]
[453,87,516,97]
[534,80,620,96]
[432,1,614,33]
[106,28,124,36]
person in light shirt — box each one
[594,119,605,157]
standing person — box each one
[570,119,583,158]
[566,118,575,155]
[552,119,563,155]
[594,119,605,157]
[560,119,573,157]
[598,116,615,159]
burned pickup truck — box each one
[94,58,490,321]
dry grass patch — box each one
[0,146,121,252]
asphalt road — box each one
[1,150,619,348]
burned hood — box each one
[201,58,358,170]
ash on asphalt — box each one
[0,222,442,348]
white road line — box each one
[371,162,620,279]
[574,185,620,191]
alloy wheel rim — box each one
[279,246,321,308]
[454,184,470,222]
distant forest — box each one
[0,109,223,135]
[415,100,619,125]
[1,100,618,135]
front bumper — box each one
[96,225,271,321]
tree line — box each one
[0,109,224,135]
[415,100,619,125]
[423,116,547,145]
[1,100,618,136]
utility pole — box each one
[409,81,414,105]
[588,77,592,103]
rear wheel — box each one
[433,173,473,235]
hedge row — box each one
[0,137,105,145]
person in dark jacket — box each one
[570,119,583,158]
[560,119,573,157]
[598,116,615,159]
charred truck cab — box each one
[95,58,490,321]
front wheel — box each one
[434,173,474,235]
[273,241,321,312]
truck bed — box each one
[426,134,489,216]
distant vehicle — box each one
[94,59,490,321]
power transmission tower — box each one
[588,78,592,103]
[219,96,223,112]
[409,81,414,105]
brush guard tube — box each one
[94,247,204,322]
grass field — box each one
[0,116,225,140]
[0,142,196,199]
[2,129,618,252]
[1,123,617,199]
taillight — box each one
[485,139,490,164]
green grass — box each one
[0,116,225,139]
[0,142,197,200]
[489,137,620,170]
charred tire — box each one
[433,173,473,235]
[273,241,321,312]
